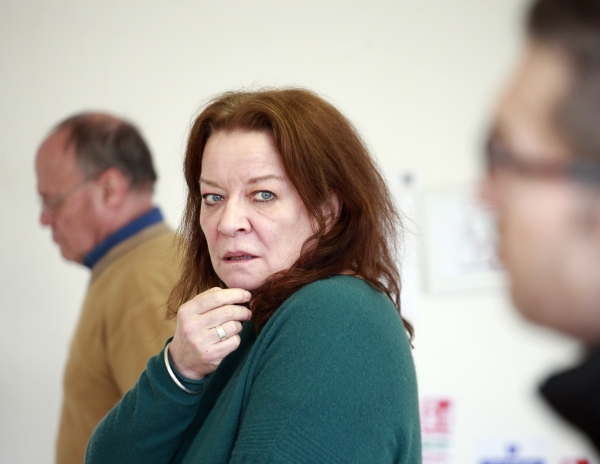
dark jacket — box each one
[540,347,600,451]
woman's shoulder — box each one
[275,275,402,332]
[261,275,414,370]
[289,275,392,309]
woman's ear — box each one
[322,192,341,229]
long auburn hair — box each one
[167,88,413,339]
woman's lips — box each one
[222,252,257,261]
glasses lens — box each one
[38,177,92,213]
[485,134,509,173]
[569,160,600,186]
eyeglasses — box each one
[39,177,97,213]
[485,132,600,186]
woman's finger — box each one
[211,320,243,343]
[201,304,252,328]
[185,288,251,316]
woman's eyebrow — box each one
[247,174,285,185]
[199,174,285,188]
[199,178,220,188]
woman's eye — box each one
[202,194,224,206]
[254,191,275,202]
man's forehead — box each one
[494,42,574,161]
[36,129,81,186]
[38,127,72,155]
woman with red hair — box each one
[87,88,421,463]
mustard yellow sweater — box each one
[57,223,179,464]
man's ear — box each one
[97,168,129,209]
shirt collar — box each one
[83,207,164,269]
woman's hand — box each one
[168,287,252,380]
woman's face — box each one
[199,130,315,290]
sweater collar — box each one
[83,207,164,269]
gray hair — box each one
[55,112,157,190]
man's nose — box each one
[478,174,500,210]
[40,208,53,227]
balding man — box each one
[35,113,179,464]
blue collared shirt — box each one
[83,207,164,269]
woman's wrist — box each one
[167,337,208,380]
[164,342,207,394]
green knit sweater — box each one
[86,276,421,463]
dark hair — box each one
[528,0,600,161]
[55,112,157,190]
[167,88,412,338]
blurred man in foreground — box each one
[481,0,600,451]
[35,113,179,463]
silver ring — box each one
[215,324,227,342]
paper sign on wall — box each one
[422,185,504,294]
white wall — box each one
[0,0,595,462]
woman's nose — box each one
[217,200,251,236]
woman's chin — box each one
[221,276,265,291]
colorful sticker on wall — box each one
[420,397,454,463]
